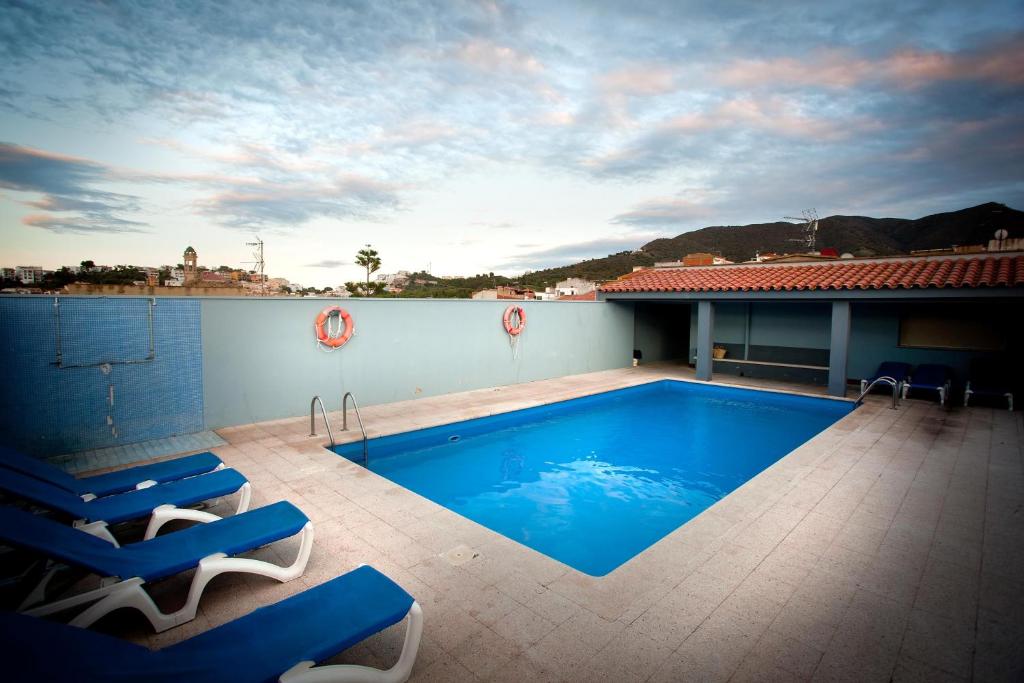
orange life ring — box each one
[502,305,526,336]
[315,306,354,348]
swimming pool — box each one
[333,380,853,576]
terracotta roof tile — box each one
[599,255,1024,294]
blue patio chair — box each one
[0,444,223,497]
[903,364,953,406]
[860,361,912,397]
[0,466,251,541]
[965,359,1014,410]
[0,501,313,632]
[0,565,422,683]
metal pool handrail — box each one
[342,391,369,466]
[855,376,899,410]
[309,395,336,446]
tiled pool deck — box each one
[101,365,1021,681]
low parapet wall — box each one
[64,283,247,296]
[0,295,633,455]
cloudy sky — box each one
[1,1,1022,286]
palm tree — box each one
[355,244,381,292]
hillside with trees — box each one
[517,202,1022,289]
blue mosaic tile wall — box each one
[0,296,204,457]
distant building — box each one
[475,285,536,300]
[1,267,16,280]
[165,268,185,287]
[652,254,735,268]
[267,277,290,291]
[375,270,411,292]
[990,236,1024,252]
[557,291,597,301]
[554,278,597,296]
[15,266,44,284]
[200,271,228,283]
[760,253,841,264]
[183,246,199,284]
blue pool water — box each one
[333,380,853,576]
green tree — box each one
[355,244,381,293]
[80,260,95,270]
[344,280,385,297]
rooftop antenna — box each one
[244,236,265,296]
[783,209,819,252]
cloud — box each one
[1,0,1022,259]
[719,37,1024,90]
[449,39,544,75]
[195,175,402,228]
[580,97,866,178]
[598,65,677,97]
[305,259,348,268]
[0,142,147,233]
[612,198,713,227]
[493,234,666,271]
[22,213,147,234]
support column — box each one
[828,301,851,397]
[695,300,715,381]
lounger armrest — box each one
[74,520,120,547]
[278,602,423,683]
[141,481,251,539]
[143,505,224,540]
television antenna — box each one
[243,237,266,295]
[783,209,819,251]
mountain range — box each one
[519,202,1023,288]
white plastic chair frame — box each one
[19,518,314,633]
[71,479,252,542]
[964,381,1014,411]
[902,378,952,406]
[279,601,423,683]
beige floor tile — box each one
[101,366,1022,681]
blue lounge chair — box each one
[860,361,912,397]
[965,359,1014,410]
[0,565,422,683]
[0,502,313,632]
[903,364,953,406]
[0,466,251,540]
[0,444,223,497]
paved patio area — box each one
[99,365,1021,681]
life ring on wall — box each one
[502,305,527,336]
[315,306,354,349]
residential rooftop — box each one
[601,252,1024,294]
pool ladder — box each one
[309,396,336,446]
[342,392,369,467]
[854,376,900,410]
[309,393,369,465]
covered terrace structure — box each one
[601,253,1024,403]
